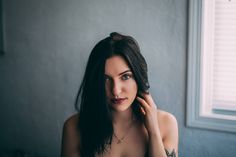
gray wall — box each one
[0,0,235,157]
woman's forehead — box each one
[105,56,131,76]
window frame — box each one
[186,0,236,133]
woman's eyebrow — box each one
[118,70,132,76]
[105,70,132,77]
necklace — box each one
[113,118,135,144]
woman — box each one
[61,32,178,157]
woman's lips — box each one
[111,98,127,105]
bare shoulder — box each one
[157,109,178,138]
[62,113,80,140]
[64,113,79,129]
[157,109,178,126]
[61,114,80,157]
[157,109,178,155]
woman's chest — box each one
[96,126,148,157]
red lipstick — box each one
[111,98,127,105]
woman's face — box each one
[105,55,138,112]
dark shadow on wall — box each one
[0,150,30,157]
[0,0,5,55]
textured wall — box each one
[0,0,235,157]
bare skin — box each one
[61,56,178,157]
[61,109,178,157]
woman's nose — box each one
[111,81,122,96]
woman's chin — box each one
[110,104,132,112]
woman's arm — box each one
[61,114,80,157]
[136,94,178,157]
[148,112,178,157]
[162,112,178,157]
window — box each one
[187,0,236,133]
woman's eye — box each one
[122,74,132,80]
[104,76,111,82]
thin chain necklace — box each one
[113,117,135,144]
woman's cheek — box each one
[125,80,138,94]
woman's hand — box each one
[136,93,160,136]
[136,93,179,157]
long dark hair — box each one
[75,32,150,157]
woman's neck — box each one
[112,107,134,128]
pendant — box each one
[117,139,122,144]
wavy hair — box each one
[75,32,150,157]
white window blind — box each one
[187,0,236,133]
[212,0,236,111]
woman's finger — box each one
[136,96,150,110]
[141,93,156,108]
[140,106,146,115]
